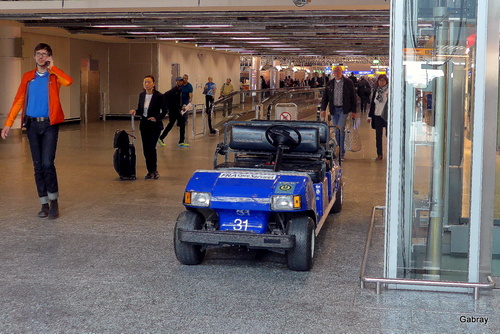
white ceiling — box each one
[0,0,391,66]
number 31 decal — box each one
[233,219,249,231]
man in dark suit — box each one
[320,66,357,160]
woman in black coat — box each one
[368,74,389,161]
[130,75,167,179]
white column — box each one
[271,59,280,89]
[385,0,405,279]
[250,57,261,91]
[0,26,22,128]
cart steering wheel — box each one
[265,125,302,150]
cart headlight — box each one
[184,191,211,207]
[271,195,301,210]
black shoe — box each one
[48,200,59,219]
[210,129,216,134]
[153,171,160,179]
[145,172,154,179]
[38,204,49,218]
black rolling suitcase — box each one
[113,115,137,180]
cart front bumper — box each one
[178,229,295,250]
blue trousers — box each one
[330,107,348,157]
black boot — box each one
[38,204,49,218]
[208,118,216,134]
[48,199,59,219]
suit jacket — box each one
[320,77,357,114]
[135,90,167,130]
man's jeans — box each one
[222,97,233,116]
[26,120,59,204]
[330,107,348,157]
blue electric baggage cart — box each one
[174,119,343,271]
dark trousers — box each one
[160,112,185,144]
[222,97,233,116]
[140,120,161,173]
[360,100,368,113]
[205,95,215,131]
[26,120,59,203]
[205,95,214,114]
[372,115,387,156]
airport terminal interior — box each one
[0,1,499,333]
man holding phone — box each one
[1,43,73,219]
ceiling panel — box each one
[0,9,390,65]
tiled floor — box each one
[0,113,498,333]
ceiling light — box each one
[127,31,171,35]
[222,48,247,52]
[230,37,270,40]
[198,44,231,48]
[157,37,195,41]
[92,24,141,28]
[215,31,252,34]
[184,24,233,28]
[247,41,283,44]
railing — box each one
[210,87,323,126]
[360,206,496,300]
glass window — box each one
[399,0,478,281]
[494,52,500,277]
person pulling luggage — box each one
[130,75,167,179]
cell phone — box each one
[45,61,50,66]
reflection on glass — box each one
[494,58,500,276]
[400,0,477,281]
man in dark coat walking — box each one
[159,77,189,147]
[320,66,357,160]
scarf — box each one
[375,84,388,103]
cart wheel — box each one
[286,216,315,271]
[330,178,343,214]
[174,210,206,265]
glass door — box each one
[396,0,478,282]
